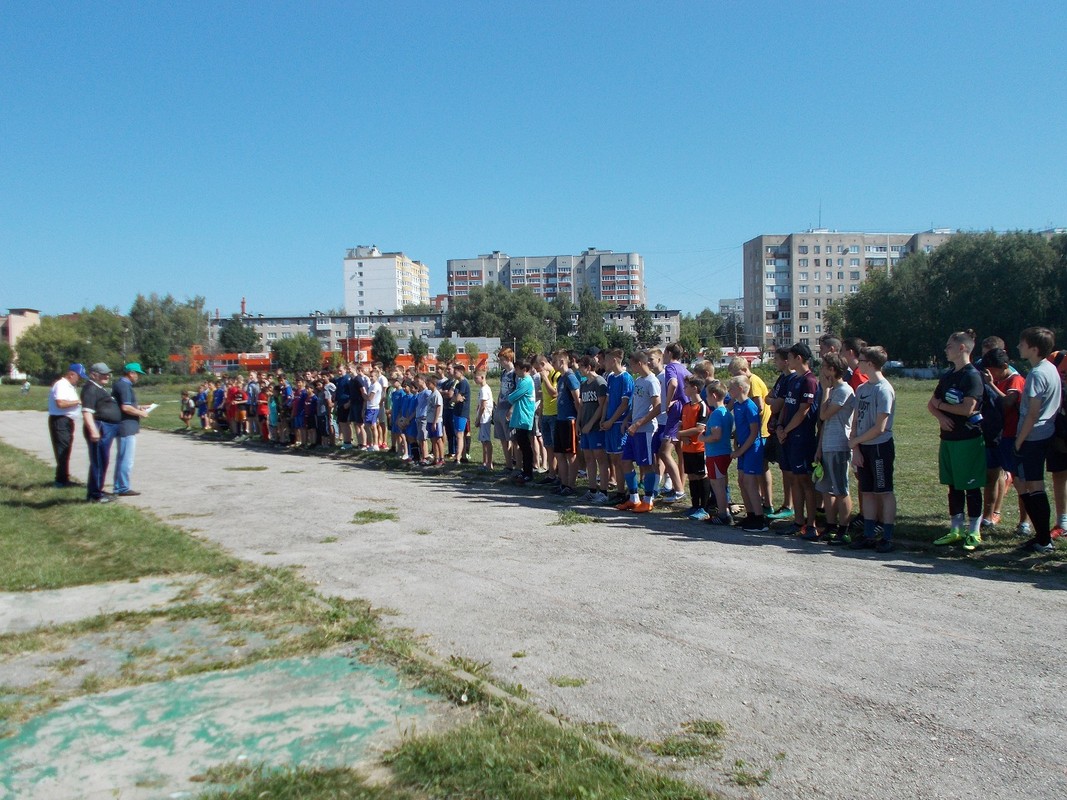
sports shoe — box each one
[766,506,794,520]
[1014,522,1033,538]
[1031,541,1055,554]
[849,535,877,550]
[827,530,847,546]
[962,532,982,552]
[591,492,610,505]
[799,526,822,541]
[688,508,710,521]
[707,514,734,526]
[631,501,653,513]
[933,528,964,546]
[559,486,577,498]
[577,469,587,479]
[577,490,596,502]
[616,499,637,511]
[742,517,769,533]
[535,475,556,485]
[659,491,686,504]
[1051,526,1065,540]
[874,539,896,554]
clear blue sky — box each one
[2,1,1064,319]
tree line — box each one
[830,231,1067,366]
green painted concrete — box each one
[0,655,431,800]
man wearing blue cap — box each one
[48,364,87,487]
[113,362,149,497]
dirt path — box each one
[3,411,1066,799]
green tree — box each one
[550,294,576,338]
[605,327,636,354]
[408,335,429,367]
[463,341,481,369]
[436,339,458,363]
[371,326,398,366]
[632,306,658,348]
[218,314,261,353]
[575,289,605,347]
[272,334,324,373]
[519,335,545,361]
[13,308,130,379]
[0,342,13,377]
[400,302,435,314]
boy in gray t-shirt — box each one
[815,354,855,542]
[847,346,897,552]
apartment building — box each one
[446,247,645,306]
[743,229,955,352]
[1,307,41,378]
[343,246,430,314]
[208,311,447,354]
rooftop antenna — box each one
[818,199,822,229]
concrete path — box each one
[3,410,1066,800]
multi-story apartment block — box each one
[343,246,430,314]
[209,311,448,354]
[1,307,41,378]
[743,229,955,353]
[718,297,744,321]
[446,247,645,306]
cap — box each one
[68,363,88,380]
[124,362,147,375]
[89,362,112,375]
[585,346,601,356]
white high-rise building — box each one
[343,246,430,314]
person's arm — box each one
[82,408,100,440]
[678,420,706,441]
[778,401,812,439]
[627,394,661,434]
[733,420,759,458]
[1015,396,1043,447]
[850,412,889,448]
[602,395,630,429]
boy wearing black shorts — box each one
[848,346,897,552]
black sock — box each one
[1022,491,1052,545]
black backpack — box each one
[980,381,1004,448]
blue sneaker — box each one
[687,508,710,521]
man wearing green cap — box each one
[112,362,149,497]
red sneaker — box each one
[1052,526,1065,540]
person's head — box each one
[453,363,467,378]
[89,362,112,383]
[123,362,147,383]
[821,352,847,382]
[497,347,515,370]
[414,374,427,390]
[1018,326,1055,361]
[727,357,749,377]
[727,375,751,402]
[648,347,663,370]
[705,379,728,406]
[514,359,531,375]
[841,337,866,367]
[683,375,705,401]
[945,329,976,364]
[181,390,189,398]
[788,343,813,370]
[577,355,597,377]
[691,360,715,381]
[552,349,569,372]
[629,350,651,374]
[818,335,842,358]
[984,347,1012,378]
[774,346,791,371]
[981,336,1005,355]
[857,345,888,376]
[474,370,487,386]
[604,348,625,372]
[664,343,683,363]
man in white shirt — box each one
[48,363,87,487]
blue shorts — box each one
[364,408,379,425]
[540,414,556,448]
[738,437,765,475]
[580,429,605,450]
[998,436,1017,476]
[783,432,817,474]
[986,442,1007,470]
[427,422,442,440]
[605,423,625,455]
[454,416,468,433]
[622,430,655,467]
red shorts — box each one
[706,454,731,479]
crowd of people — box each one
[43,330,1067,557]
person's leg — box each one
[114,434,136,494]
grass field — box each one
[2,378,1063,566]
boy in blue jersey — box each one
[730,375,767,532]
[601,348,634,503]
[616,351,662,514]
[701,379,734,526]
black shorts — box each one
[857,440,895,493]
[1045,434,1067,473]
[348,400,364,424]
[554,419,578,455]
[764,432,781,465]
[682,451,706,476]
[1018,437,1051,482]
